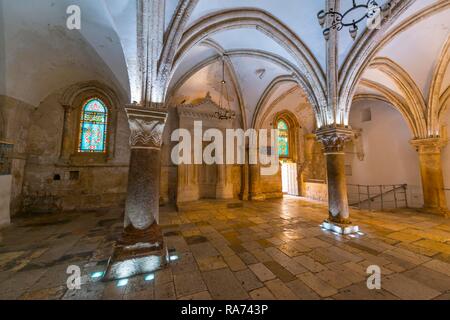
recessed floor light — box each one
[145,274,155,281]
[117,279,128,287]
[91,272,104,278]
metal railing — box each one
[347,184,408,211]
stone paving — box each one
[0,196,449,300]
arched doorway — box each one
[274,112,300,196]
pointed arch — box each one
[430,36,450,134]
[172,8,327,118]
[339,1,449,124]
[358,78,424,139]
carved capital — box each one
[411,138,447,154]
[125,106,168,150]
[316,126,354,154]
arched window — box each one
[78,98,108,153]
[277,119,289,157]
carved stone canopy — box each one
[125,106,168,150]
[316,126,354,154]
[177,93,235,122]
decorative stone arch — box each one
[439,86,450,120]
[253,75,299,130]
[338,0,448,124]
[430,37,450,134]
[168,48,322,131]
[358,57,428,138]
[171,8,327,114]
[158,0,200,87]
[358,79,423,139]
[59,81,123,163]
[167,39,247,129]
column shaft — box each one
[412,138,448,215]
[125,148,161,229]
[325,152,350,222]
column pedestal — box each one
[104,107,168,281]
[411,138,448,217]
[317,126,359,235]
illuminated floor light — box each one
[145,274,155,281]
[117,279,128,287]
[169,255,179,261]
[91,272,104,278]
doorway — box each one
[281,161,299,196]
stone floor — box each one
[0,196,449,300]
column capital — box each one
[125,105,168,150]
[316,126,354,154]
[411,138,447,154]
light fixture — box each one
[169,255,179,262]
[215,55,236,121]
[317,0,394,40]
[117,279,129,287]
[144,274,155,281]
[91,271,104,278]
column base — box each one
[321,219,359,235]
[419,207,449,218]
[103,223,168,281]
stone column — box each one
[216,164,234,199]
[104,106,168,281]
[317,126,359,234]
[176,164,200,204]
[411,138,448,216]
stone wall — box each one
[304,181,328,202]
[1,86,131,215]
[0,175,12,227]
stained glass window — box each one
[78,98,108,153]
[277,119,289,157]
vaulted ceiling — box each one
[1,0,449,133]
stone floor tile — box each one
[265,279,297,300]
[263,261,296,283]
[403,266,450,292]
[422,259,450,277]
[316,270,353,290]
[154,282,176,300]
[286,279,320,300]
[223,255,247,272]
[202,268,249,300]
[196,256,228,272]
[297,272,338,298]
[293,255,328,273]
[249,287,276,300]
[332,283,398,300]
[235,269,264,291]
[174,271,207,297]
[382,273,441,300]
[179,291,212,300]
[248,263,277,282]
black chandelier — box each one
[215,56,236,121]
[317,0,393,40]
